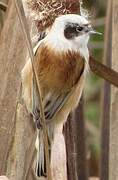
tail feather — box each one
[35,130,46,177]
[35,124,54,177]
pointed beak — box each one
[84,24,102,35]
[89,29,102,35]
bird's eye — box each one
[76,26,84,32]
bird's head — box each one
[45,14,101,54]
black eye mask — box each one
[64,23,83,39]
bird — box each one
[21,14,100,177]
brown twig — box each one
[89,57,118,88]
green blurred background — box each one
[83,0,107,176]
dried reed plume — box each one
[27,0,80,31]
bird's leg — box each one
[32,108,42,129]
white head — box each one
[44,14,99,60]
[52,14,90,43]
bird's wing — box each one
[43,90,73,120]
[32,67,84,122]
[32,82,75,123]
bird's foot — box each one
[33,108,42,129]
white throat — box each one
[44,31,89,62]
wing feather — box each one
[32,67,84,122]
